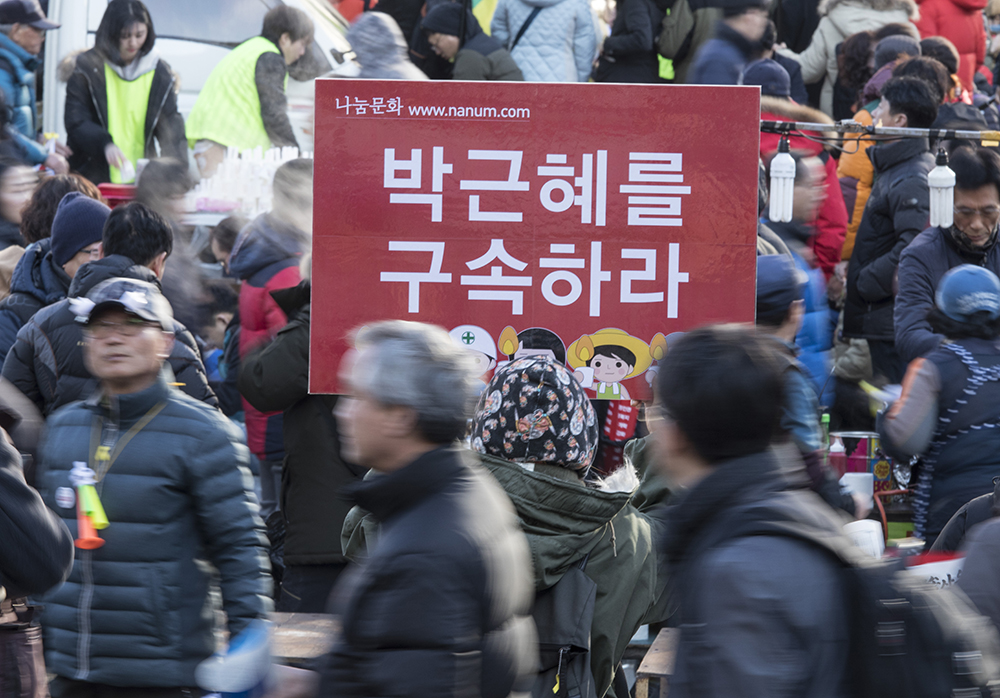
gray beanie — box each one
[874,35,921,71]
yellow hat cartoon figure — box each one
[567,329,653,400]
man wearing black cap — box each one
[36,277,269,698]
[687,0,769,85]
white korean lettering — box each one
[620,249,662,304]
[379,241,452,313]
[384,147,453,222]
[460,239,532,314]
[589,241,610,317]
[539,243,584,307]
[620,152,691,227]
[460,150,529,222]
[667,242,690,319]
[537,152,607,226]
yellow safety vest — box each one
[104,63,154,184]
[184,36,286,152]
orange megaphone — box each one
[75,501,104,550]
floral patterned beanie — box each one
[471,356,598,475]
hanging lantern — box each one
[928,148,956,229]
[768,137,795,223]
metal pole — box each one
[760,120,1000,143]
[459,0,471,48]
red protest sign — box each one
[310,80,760,399]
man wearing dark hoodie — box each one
[0,192,108,372]
[421,3,524,81]
[687,0,770,85]
[228,158,310,520]
[2,202,216,416]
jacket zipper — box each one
[75,550,94,680]
[145,72,175,154]
[79,67,107,130]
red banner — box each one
[311,80,761,398]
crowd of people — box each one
[2,0,1000,696]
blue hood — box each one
[228,213,307,283]
[10,238,70,305]
[0,33,38,70]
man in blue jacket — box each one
[687,0,769,85]
[0,0,68,172]
[36,278,270,698]
[895,145,1000,364]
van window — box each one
[143,0,270,47]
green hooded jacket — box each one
[342,451,670,697]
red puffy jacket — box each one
[915,0,988,92]
[760,97,849,278]
[228,214,306,461]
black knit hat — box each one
[422,2,474,37]
[707,0,769,17]
[50,192,111,267]
[472,357,598,475]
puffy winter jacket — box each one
[0,238,70,373]
[37,370,270,686]
[782,0,918,116]
[0,433,72,600]
[320,446,536,698]
[895,226,1000,364]
[838,103,878,259]
[479,454,668,698]
[1,255,218,416]
[228,214,305,462]
[238,282,367,565]
[915,0,987,91]
[687,21,755,85]
[760,97,849,277]
[491,0,598,82]
[65,49,186,185]
[843,137,934,341]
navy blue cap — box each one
[50,192,111,268]
[756,254,807,318]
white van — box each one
[41,0,357,154]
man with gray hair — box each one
[315,320,536,698]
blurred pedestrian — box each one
[843,76,937,384]
[594,0,664,82]
[207,216,245,419]
[198,280,241,418]
[0,0,68,174]
[654,325,851,697]
[239,261,366,612]
[687,0,768,85]
[318,321,535,698]
[754,20,808,103]
[0,159,33,250]
[421,3,525,80]
[895,146,1000,364]
[346,12,428,79]
[470,357,668,697]
[64,0,186,185]
[1,420,73,698]
[229,159,311,519]
[0,191,108,372]
[37,278,269,698]
[880,265,1000,545]
[186,7,313,177]
[491,0,598,82]
[2,202,217,415]
[931,476,1000,551]
[779,0,919,116]
[914,0,986,92]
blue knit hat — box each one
[935,264,1000,322]
[50,192,110,267]
[744,59,791,98]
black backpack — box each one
[530,556,598,698]
[710,511,1000,698]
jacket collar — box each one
[0,33,37,70]
[869,136,929,172]
[714,21,757,62]
[86,366,172,420]
[942,224,999,262]
[660,449,786,566]
[347,445,468,522]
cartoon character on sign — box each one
[497,326,567,364]
[449,325,497,385]
[567,329,653,400]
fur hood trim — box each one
[760,96,836,139]
[818,0,918,19]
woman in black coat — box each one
[64,0,185,184]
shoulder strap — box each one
[510,7,543,51]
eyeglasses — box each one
[954,206,1000,222]
[84,317,159,339]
